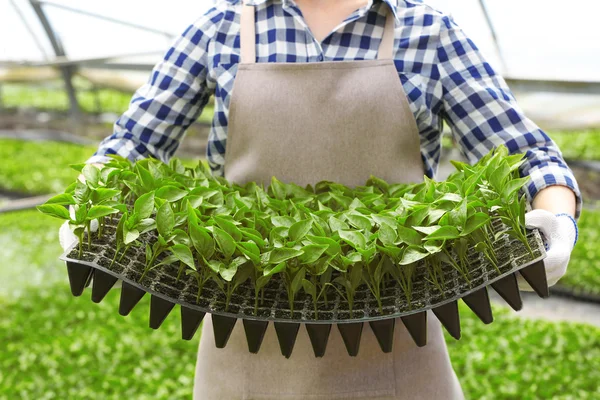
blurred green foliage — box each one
[0,139,96,195]
[559,208,600,295]
[0,285,198,400]
[550,130,600,161]
[0,210,65,298]
[442,130,600,162]
[0,139,201,195]
[447,304,600,400]
[1,83,215,124]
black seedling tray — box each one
[60,225,547,358]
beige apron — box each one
[194,2,465,399]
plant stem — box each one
[86,221,92,250]
[254,290,260,315]
[109,246,120,268]
[225,282,232,312]
[176,262,185,282]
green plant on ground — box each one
[38,146,539,318]
[0,139,203,197]
[559,208,600,296]
[446,303,600,400]
[549,129,600,161]
[2,82,216,124]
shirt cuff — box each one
[524,164,582,219]
[86,155,113,165]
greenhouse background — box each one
[0,0,599,399]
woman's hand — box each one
[519,186,579,290]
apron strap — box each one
[240,1,396,64]
[377,3,396,60]
[240,2,257,64]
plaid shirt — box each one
[89,0,582,216]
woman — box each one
[69,0,581,398]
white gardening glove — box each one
[519,209,578,290]
[58,207,99,252]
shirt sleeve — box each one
[87,7,223,165]
[435,15,582,218]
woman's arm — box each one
[434,14,582,218]
[87,6,225,165]
[532,185,577,217]
[433,14,580,289]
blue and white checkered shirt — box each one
[89,0,582,216]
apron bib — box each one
[194,2,464,399]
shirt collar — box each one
[242,0,402,23]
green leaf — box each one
[399,246,429,265]
[463,212,491,236]
[186,195,204,209]
[339,230,367,250]
[413,226,440,235]
[328,216,349,232]
[237,242,261,264]
[45,193,76,206]
[190,224,215,259]
[170,244,195,269]
[502,176,530,199]
[156,202,174,238]
[91,188,120,204]
[264,261,287,276]
[346,213,372,231]
[268,248,304,264]
[207,260,224,274]
[302,279,317,298]
[372,214,398,228]
[74,205,87,224]
[137,218,156,234]
[425,226,460,241]
[73,182,91,204]
[298,244,329,264]
[271,216,295,228]
[145,244,153,265]
[37,204,70,220]
[219,257,246,282]
[213,227,236,260]
[448,199,468,228]
[115,213,127,248]
[156,185,188,202]
[124,228,140,245]
[270,177,287,200]
[350,264,363,289]
[378,223,397,246]
[82,164,100,186]
[134,192,155,220]
[396,225,422,245]
[240,227,266,249]
[233,260,253,289]
[291,267,306,294]
[306,235,341,256]
[136,163,154,191]
[256,275,273,290]
[289,218,312,242]
[87,206,118,220]
[214,216,243,242]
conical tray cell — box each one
[491,273,523,311]
[243,319,269,354]
[306,324,332,357]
